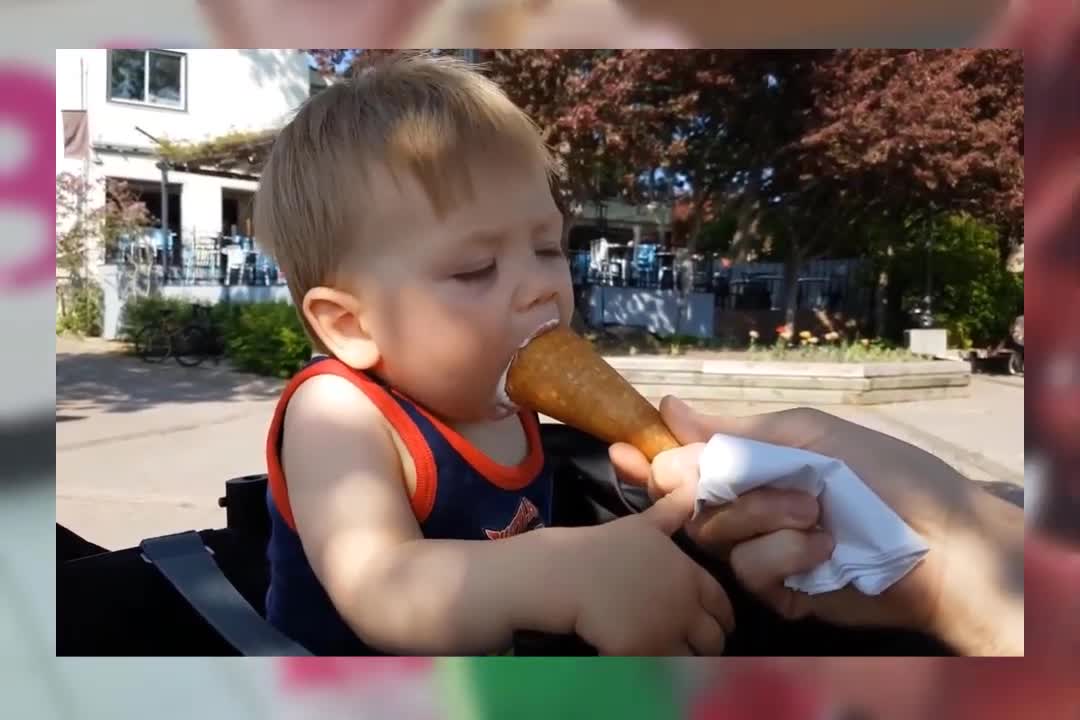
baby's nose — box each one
[513,272,560,313]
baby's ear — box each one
[302,286,380,369]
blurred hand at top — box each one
[199,0,1008,49]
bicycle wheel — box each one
[1007,349,1024,376]
[174,324,208,367]
[135,326,170,363]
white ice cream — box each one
[492,318,560,418]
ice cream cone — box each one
[505,326,680,461]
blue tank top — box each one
[264,357,553,655]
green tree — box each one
[56,173,151,335]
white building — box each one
[56,49,310,263]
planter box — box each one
[603,356,970,405]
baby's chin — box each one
[417,386,519,425]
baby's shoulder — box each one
[287,372,382,423]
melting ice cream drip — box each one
[492,319,560,418]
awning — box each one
[62,110,89,159]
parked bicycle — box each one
[134,304,226,367]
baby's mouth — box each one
[491,319,560,417]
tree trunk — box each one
[675,187,708,338]
[729,176,761,263]
[782,241,802,337]
[873,244,894,339]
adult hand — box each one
[611,439,828,562]
[198,0,439,46]
[611,397,1024,655]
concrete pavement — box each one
[57,337,283,549]
[56,337,1024,550]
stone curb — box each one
[601,355,970,405]
[603,355,970,378]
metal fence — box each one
[117,230,870,317]
[571,249,870,316]
[108,230,285,288]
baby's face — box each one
[354,159,574,423]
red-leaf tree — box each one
[305,50,1022,338]
[795,50,1023,333]
[801,49,1023,241]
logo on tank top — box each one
[484,498,544,540]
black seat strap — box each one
[140,531,311,656]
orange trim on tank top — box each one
[266,359,439,529]
[394,391,545,491]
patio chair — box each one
[633,244,659,288]
[570,250,590,286]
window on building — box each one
[107,50,186,110]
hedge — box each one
[120,296,312,378]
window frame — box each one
[106,49,188,112]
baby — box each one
[254,53,730,656]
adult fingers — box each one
[685,488,821,555]
[729,529,835,620]
[660,396,833,449]
[200,0,436,46]
[657,395,722,445]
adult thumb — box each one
[658,396,714,445]
[660,395,761,445]
[637,478,698,536]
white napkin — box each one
[693,433,929,596]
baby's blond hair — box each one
[254,52,558,350]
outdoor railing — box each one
[110,231,286,288]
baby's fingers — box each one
[687,613,727,656]
[697,569,735,634]
[651,443,707,496]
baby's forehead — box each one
[360,156,556,236]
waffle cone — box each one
[506,326,680,461]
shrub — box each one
[896,215,1024,349]
[118,295,198,342]
[119,296,312,378]
[223,302,312,378]
[56,282,104,337]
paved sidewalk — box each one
[56,337,1024,549]
[57,337,283,548]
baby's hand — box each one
[568,483,733,655]
[611,440,822,560]
[649,443,708,499]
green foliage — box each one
[223,302,312,378]
[695,215,737,255]
[56,283,104,337]
[57,172,152,275]
[895,214,1023,348]
[118,296,197,341]
[120,297,312,378]
[751,334,919,363]
[157,129,274,165]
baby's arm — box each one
[282,375,581,655]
